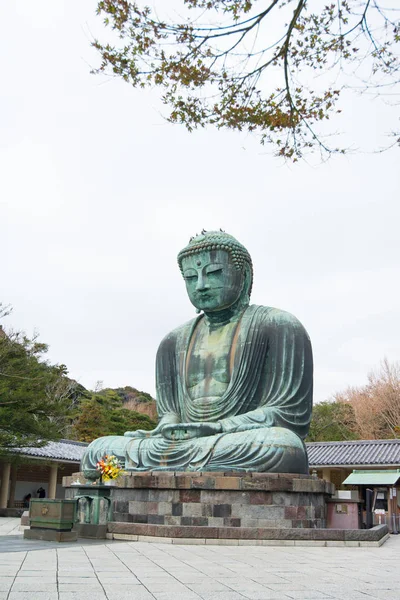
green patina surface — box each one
[81,231,313,476]
[74,485,112,525]
[29,499,76,531]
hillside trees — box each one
[0,304,158,449]
[104,385,157,419]
[71,388,157,442]
[0,304,83,452]
[92,0,400,159]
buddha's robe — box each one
[81,305,313,475]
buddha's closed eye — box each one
[207,269,223,277]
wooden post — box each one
[8,466,18,508]
[322,468,331,482]
[48,464,58,499]
[0,463,11,509]
[387,486,393,533]
[394,487,399,533]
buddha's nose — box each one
[196,274,209,291]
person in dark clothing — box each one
[37,487,46,498]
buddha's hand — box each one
[124,422,167,439]
[161,422,222,441]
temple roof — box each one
[14,439,87,463]
[306,439,400,468]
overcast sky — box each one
[2,1,399,404]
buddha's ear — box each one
[241,262,252,303]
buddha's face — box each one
[181,249,244,312]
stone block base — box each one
[106,522,389,546]
[75,523,108,539]
[63,472,390,546]
[90,472,335,529]
[20,510,30,526]
[24,528,77,542]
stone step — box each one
[107,521,388,542]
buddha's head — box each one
[177,230,253,314]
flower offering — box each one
[96,454,124,481]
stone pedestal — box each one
[64,472,334,539]
[114,472,333,528]
[73,485,112,525]
[63,473,391,546]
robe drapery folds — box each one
[81,305,313,475]
[155,305,312,437]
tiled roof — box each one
[306,439,400,467]
[15,439,87,463]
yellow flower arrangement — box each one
[96,454,125,482]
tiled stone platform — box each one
[106,522,389,547]
[1,517,399,600]
[64,471,334,531]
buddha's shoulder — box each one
[249,304,307,331]
[157,316,199,350]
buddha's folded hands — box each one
[124,413,181,438]
[161,422,222,440]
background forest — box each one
[0,304,156,452]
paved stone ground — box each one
[1,517,400,600]
[0,518,20,536]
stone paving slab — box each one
[0,517,21,535]
[0,534,119,553]
[1,518,400,599]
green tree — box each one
[92,0,400,159]
[307,400,358,442]
[71,390,157,443]
[0,305,82,452]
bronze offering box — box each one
[29,498,76,531]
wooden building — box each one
[0,439,87,515]
[306,439,400,487]
[307,439,400,530]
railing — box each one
[371,512,400,532]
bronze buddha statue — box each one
[81,231,313,476]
